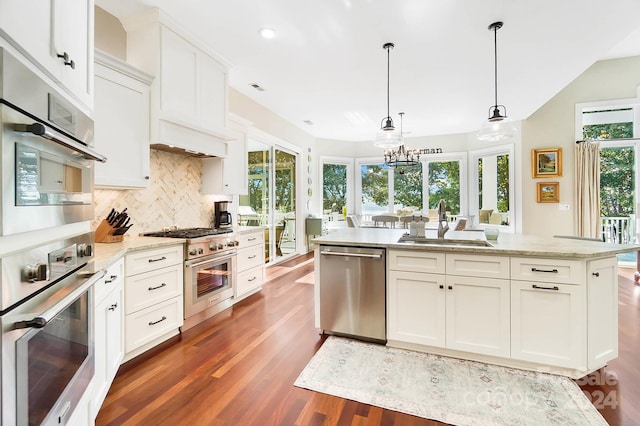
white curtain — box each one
[575,141,600,238]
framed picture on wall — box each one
[532,148,562,178]
[536,182,560,203]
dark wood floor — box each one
[97,253,640,425]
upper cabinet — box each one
[0,0,94,110]
[94,50,153,188]
[202,114,250,195]
[122,8,231,157]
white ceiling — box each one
[97,0,640,141]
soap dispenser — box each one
[409,216,418,237]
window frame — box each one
[319,155,355,216]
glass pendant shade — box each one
[477,118,518,142]
[374,128,403,149]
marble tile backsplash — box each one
[93,150,227,234]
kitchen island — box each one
[313,228,639,378]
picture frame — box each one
[536,182,560,203]
[532,148,562,178]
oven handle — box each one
[185,251,236,269]
[13,269,106,329]
[14,122,107,163]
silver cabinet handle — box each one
[104,274,118,284]
[531,267,558,273]
[320,251,382,259]
[532,284,559,291]
[149,316,167,326]
[148,283,167,291]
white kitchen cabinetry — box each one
[202,114,250,195]
[94,50,153,188]
[510,256,586,369]
[235,229,265,299]
[123,244,184,362]
[587,257,618,369]
[122,8,230,156]
[387,251,510,358]
[0,0,94,109]
[91,258,125,419]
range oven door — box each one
[184,251,236,318]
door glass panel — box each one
[477,154,510,225]
[275,149,296,258]
[600,145,635,244]
[240,142,270,262]
[196,262,230,298]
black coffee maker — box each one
[214,201,232,228]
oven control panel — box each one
[186,236,238,259]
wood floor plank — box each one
[97,255,640,426]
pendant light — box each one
[478,21,518,141]
[374,43,403,149]
[384,113,420,173]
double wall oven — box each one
[1,48,107,425]
[143,228,238,319]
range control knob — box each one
[217,243,224,250]
[24,263,48,282]
[188,248,198,256]
[209,244,217,251]
[198,248,204,255]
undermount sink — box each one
[397,235,493,247]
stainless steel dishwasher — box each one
[319,245,386,342]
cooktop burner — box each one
[143,227,233,239]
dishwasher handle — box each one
[320,250,382,259]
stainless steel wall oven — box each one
[1,47,107,425]
[0,48,106,237]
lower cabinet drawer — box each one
[125,245,183,276]
[237,244,264,273]
[236,266,264,297]
[125,296,183,353]
[511,257,583,285]
[125,263,183,314]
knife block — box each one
[95,219,124,243]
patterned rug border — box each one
[294,336,607,426]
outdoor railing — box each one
[600,216,634,244]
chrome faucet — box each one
[437,199,449,239]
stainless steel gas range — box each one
[143,228,238,320]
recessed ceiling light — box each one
[259,27,277,39]
[250,83,265,92]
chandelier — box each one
[384,113,420,173]
[478,21,518,141]
[374,42,403,149]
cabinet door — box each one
[0,1,54,71]
[511,280,586,369]
[53,0,92,106]
[198,53,227,132]
[94,60,151,188]
[92,286,123,418]
[160,26,197,121]
[587,257,618,369]
[387,270,446,347]
[445,275,510,357]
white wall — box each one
[521,55,640,236]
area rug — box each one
[294,336,607,426]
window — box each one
[320,156,354,217]
[355,153,467,221]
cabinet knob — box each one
[145,176,150,180]
[439,285,444,289]
[56,51,75,69]
[448,285,453,290]
[592,272,600,277]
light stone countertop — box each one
[93,227,262,272]
[313,228,640,259]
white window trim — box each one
[468,144,515,233]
